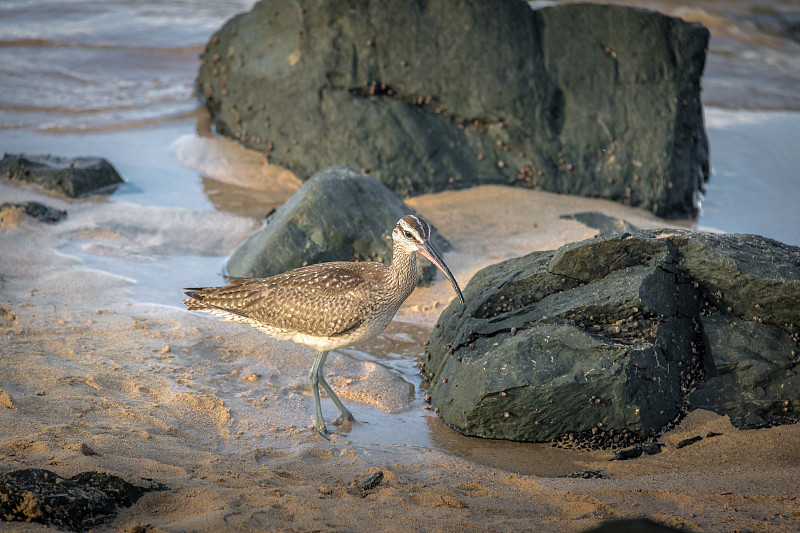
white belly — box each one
[257,306,399,352]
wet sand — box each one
[2,129,799,531]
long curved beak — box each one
[417,241,465,304]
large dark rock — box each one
[1,154,124,198]
[424,230,800,445]
[0,468,164,531]
[197,0,708,217]
[226,165,450,284]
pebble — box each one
[676,435,703,449]
[566,470,603,479]
[610,447,643,461]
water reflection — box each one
[341,320,610,477]
[425,415,607,478]
[200,175,286,220]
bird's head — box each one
[393,215,465,304]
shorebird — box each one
[184,215,464,436]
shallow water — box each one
[1,0,799,474]
[703,109,800,244]
[284,321,601,478]
[1,121,214,210]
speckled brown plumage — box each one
[184,215,464,435]
[184,260,412,348]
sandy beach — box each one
[2,0,800,530]
[2,145,800,531]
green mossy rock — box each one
[226,165,449,284]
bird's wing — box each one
[185,264,376,337]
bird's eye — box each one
[404,230,413,239]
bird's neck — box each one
[389,245,419,302]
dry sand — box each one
[1,153,799,532]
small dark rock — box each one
[641,442,664,455]
[611,447,644,461]
[79,442,99,456]
[346,470,384,497]
[566,470,603,479]
[0,468,165,531]
[0,201,66,223]
[581,518,687,533]
[361,471,384,491]
[675,435,703,449]
[609,442,662,460]
[1,154,124,198]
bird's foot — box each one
[313,422,330,440]
[333,409,355,426]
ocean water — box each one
[0,0,798,244]
[0,0,256,131]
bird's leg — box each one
[308,350,328,436]
[316,352,354,426]
[319,376,355,425]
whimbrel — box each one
[184,215,464,435]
